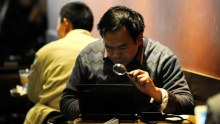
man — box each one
[60,6,194,120]
[24,2,96,124]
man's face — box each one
[103,27,142,66]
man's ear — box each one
[136,33,144,45]
[63,18,73,32]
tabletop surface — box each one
[73,115,195,124]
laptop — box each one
[77,83,138,120]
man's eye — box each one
[119,47,126,50]
[106,47,114,51]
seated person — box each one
[60,5,194,120]
[24,2,96,124]
[205,93,220,124]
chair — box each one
[184,70,220,106]
[47,114,72,124]
[0,66,32,123]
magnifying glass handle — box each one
[127,72,137,82]
[127,72,133,77]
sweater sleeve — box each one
[160,55,194,114]
[60,56,84,119]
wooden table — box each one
[73,115,195,124]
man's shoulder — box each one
[78,39,104,63]
[143,37,177,67]
[80,39,104,54]
[37,40,59,55]
[144,37,174,55]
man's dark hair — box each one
[60,2,93,31]
[97,6,145,42]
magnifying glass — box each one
[113,63,129,75]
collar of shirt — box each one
[66,29,93,37]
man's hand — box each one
[128,69,162,102]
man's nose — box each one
[112,49,122,58]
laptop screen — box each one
[77,84,138,120]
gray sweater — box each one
[60,37,194,119]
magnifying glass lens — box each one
[113,63,128,75]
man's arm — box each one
[27,54,43,103]
[161,55,194,114]
[130,53,194,114]
[60,56,84,120]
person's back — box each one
[24,2,96,124]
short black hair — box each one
[60,2,94,31]
[97,6,145,41]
